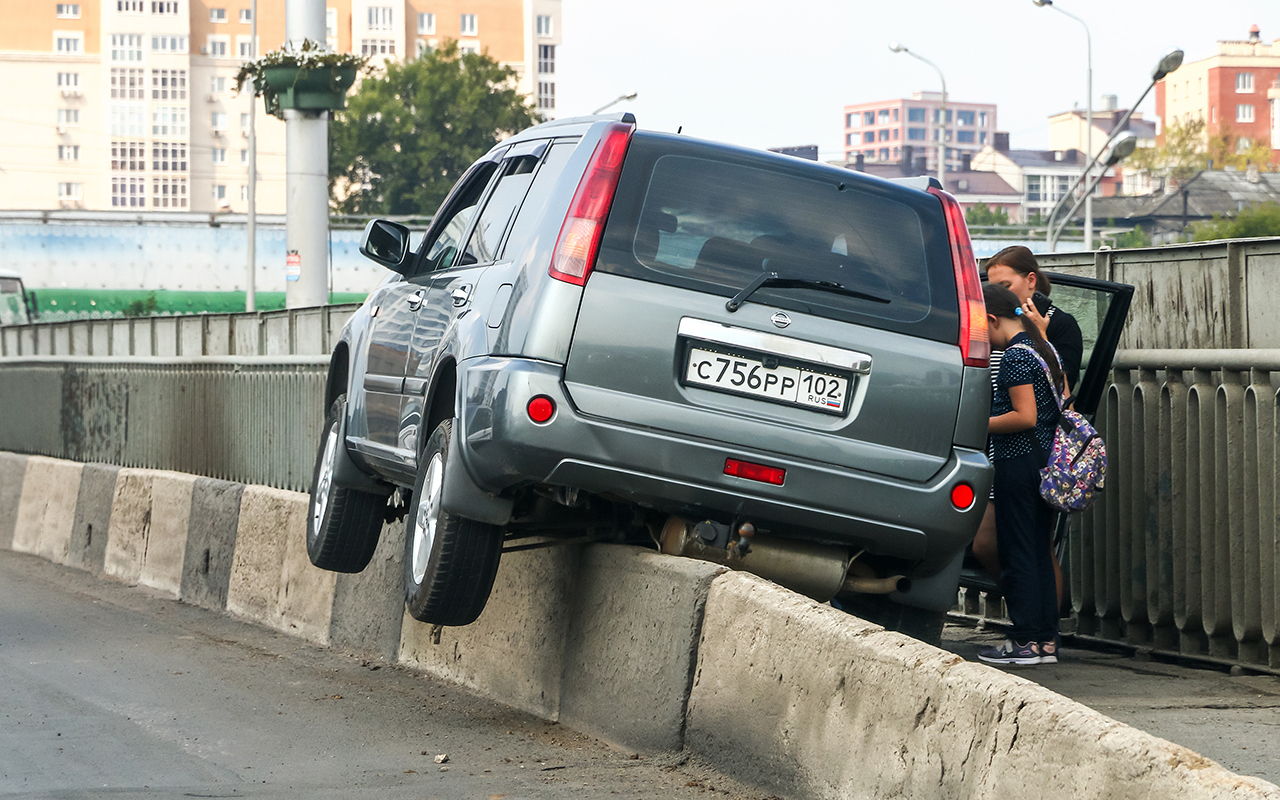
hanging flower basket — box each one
[235,39,367,119]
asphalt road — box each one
[0,550,770,800]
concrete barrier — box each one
[67,463,120,574]
[328,518,406,661]
[225,485,336,645]
[685,571,1280,800]
[0,452,28,550]
[11,456,83,564]
[102,469,198,596]
[179,477,244,611]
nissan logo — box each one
[771,312,791,329]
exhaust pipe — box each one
[842,559,909,595]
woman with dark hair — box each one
[977,283,1065,666]
[973,246,1083,606]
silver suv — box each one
[307,115,993,638]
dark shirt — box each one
[1033,293,1082,395]
[990,333,1062,461]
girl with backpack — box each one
[977,283,1066,667]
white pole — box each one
[1047,3,1093,251]
[246,0,257,312]
[284,0,330,309]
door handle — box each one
[451,284,473,307]
[407,289,425,310]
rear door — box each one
[1034,272,1134,419]
[562,135,968,483]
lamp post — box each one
[1048,132,1139,249]
[592,92,638,115]
[889,42,946,188]
[1033,0,1092,249]
[1044,47,1184,251]
[246,0,257,311]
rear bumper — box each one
[456,356,992,574]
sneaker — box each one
[977,639,1042,666]
[1038,636,1059,665]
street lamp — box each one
[888,42,946,188]
[1033,0,1093,249]
[1048,133,1139,250]
[1044,47,1184,251]
[592,92,638,115]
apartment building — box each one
[0,0,560,213]
[1156,25,1280,161]
[842,91,997,173]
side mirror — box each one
[359,219,413,272]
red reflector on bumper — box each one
[527,396,555,423]
[724,458,785,486]
[950,482,975,510]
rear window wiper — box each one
[725,270,891,312]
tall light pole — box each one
[889,42,946,188]
[592,91,637,115]
[1034,0,1093,249]
[284,0,330,308]
[245,0,257,311]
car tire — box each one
[833,592,947,647]
[306,394,386,573]
[403,418,504,626]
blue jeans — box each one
[993,452,1058,643]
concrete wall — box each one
[1,451,1277,800]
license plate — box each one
[684,346,850,414]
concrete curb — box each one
[329,518,406,661]
[12,456,83,565]
[180,477,244,611]
[102,469,199,596]
[67,463,120,574]
[0,452,29,550]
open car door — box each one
[959,270,1134,596]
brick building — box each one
[842,91,997,174]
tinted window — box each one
[417,161,498,273]
[460,155,539,265]
[501,140,576,260]
[598,135,958,340]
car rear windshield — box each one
[597,133,959,341]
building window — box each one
[152,34,188,53]
[211,111,227,130]
[460,13,477,36]
[326,7,336,38]
[956,110,975,126]
[537,81,555,110]
[112,177,147,207]
[458,42,477,55]
[210,7,225,21]
[240,148,248,164]
[152,1,179,13]
[862,111,874,125]
[1236,72,1254,93]
[538,44,554,74]
[360,39,395,55]
[111,140,147,170]
[845,113,855,128]
[110,106,147,135]
[845,133,855,146]
[213,184,227,201]
[907,107,926,123]
[877,129,889,141]
[58,182,83,200]
[1237,104,1255,123]
[417,12,435,34]
[240,112,251,131]
[240,184,247,201]
[879,148,890,161]
[58,144,80,161]
[58,72,80,88]
[210,75,226,94]
[111,67,146,98]
[239,8,251,22]
[862,131,874,144]
[57,108,80,127]
[110,34,143,61]
[368,6,392,30]
[152,105,188,136]
[212,147,227,163]
[979,131,987,144]
[237,36,254,58]
[892,129,898,140]
[153,176,188,207]
[934,108,952,123]
[152,142,187,171]
[117,0,143,12]
[56,3,80,17]
[536,14,552,37]
[892,108,899,122]
[907,127,926,141]
[957,130,975,143]
[979,111,988,127]
[152,68,186,99]
[207,37,228,57]
[56,33,84,54]
[892,147,898,159]
[876,109,889,124]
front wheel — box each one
[403,419,504,626]
[307,394,387,572]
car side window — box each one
[417,162,499,273]
[500,141,577,260]
[459,155,540,266]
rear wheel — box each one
[403,418,504,626]
[306,394,386,572]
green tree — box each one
[1111,226,1151,248]
[1191,201,1280,242]
[329,41,541,215]
[964,203,1010,227]
[1205,123,1275,172]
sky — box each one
[556,0,1276,160]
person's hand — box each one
[1022,298,1049,337]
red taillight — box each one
[548,122,634,285]
[724,458,786,486]
[527,395,555,423]
[950,482,976,511]
[928,186,989,368]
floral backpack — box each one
[1008,343,1107,512]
